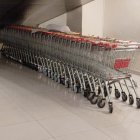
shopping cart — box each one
[0,24,140,114]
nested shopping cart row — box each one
[0,24,140,113]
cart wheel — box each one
[61,77,65,85]
[86,91,91,99]
[65,80,70,88]
[115,89,120,99]
[108,102,113,113]
[83,91,87,97]
[136,98,140,108]
[40,67,43,73]
[109,86,112,94]
[54,75,58,82]
[45,71,48,77]
[42,69,46,74]
[48,72,51,78]
[129,95,134,105]
[122,92,127,102]
[84,90,89,98]
[97,98,106,108]
[104,86,108,97]
[90,95,98,104]
[51,73,54,80]
[98,87,101,95]
[38,67,41,72]
[35,65,38,71]
[58,77,61,84]
[87,92,95,100]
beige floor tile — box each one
[55,129,112,140]
[0,109,33,127]
[0,58,140,140]
[101,121,140,140]
[39,114,93,137]
[0,122,52,140]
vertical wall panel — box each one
[82,0,104,36]
[104,0,140,42]
[67,7,82,32]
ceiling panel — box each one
[0,0,21,5]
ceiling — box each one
[0,0,21,17]
[0,0,93,26]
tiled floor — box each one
[0,58,140,140]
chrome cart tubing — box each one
[116,43,140,48]
[114,46,140,50]
[108,75,132,85]
[65,61,131,81]
[88,61,130,80]
[1,25,140,113]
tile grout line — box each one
[36,120,56,139]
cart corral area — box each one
[0,25,140,114]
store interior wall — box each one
[82,0,104,36]
[103,0,140,73]
[39,0,140,73]
[103,0,140,42]
[40,0,140,42]
[39,0,103,35]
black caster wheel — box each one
[86,91,91,99]
[48,72,51,78]
[115,89,121,99]
[90,95,98,105]
[61,77,65,85]
[104,86,108,97]
[83,90,89,98]
[43,69,47,75]
[87,92,95,100]
[129,95,134,105]
[51,73,54,80]
[34,66,38,71]
[38,67,43,73]
[108,102,113,113]
[58,77,61,84]
[109,86,112,94]
[31,65,34,69]
[122,92,127,102]
[65,80,70,88]
[54,75,58,82]
[97,98,106,108]
[136,98,140,108]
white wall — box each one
[104,0,140,42]
[82,0,104,36]
[104,0,140,73]
[39,13,67,28]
